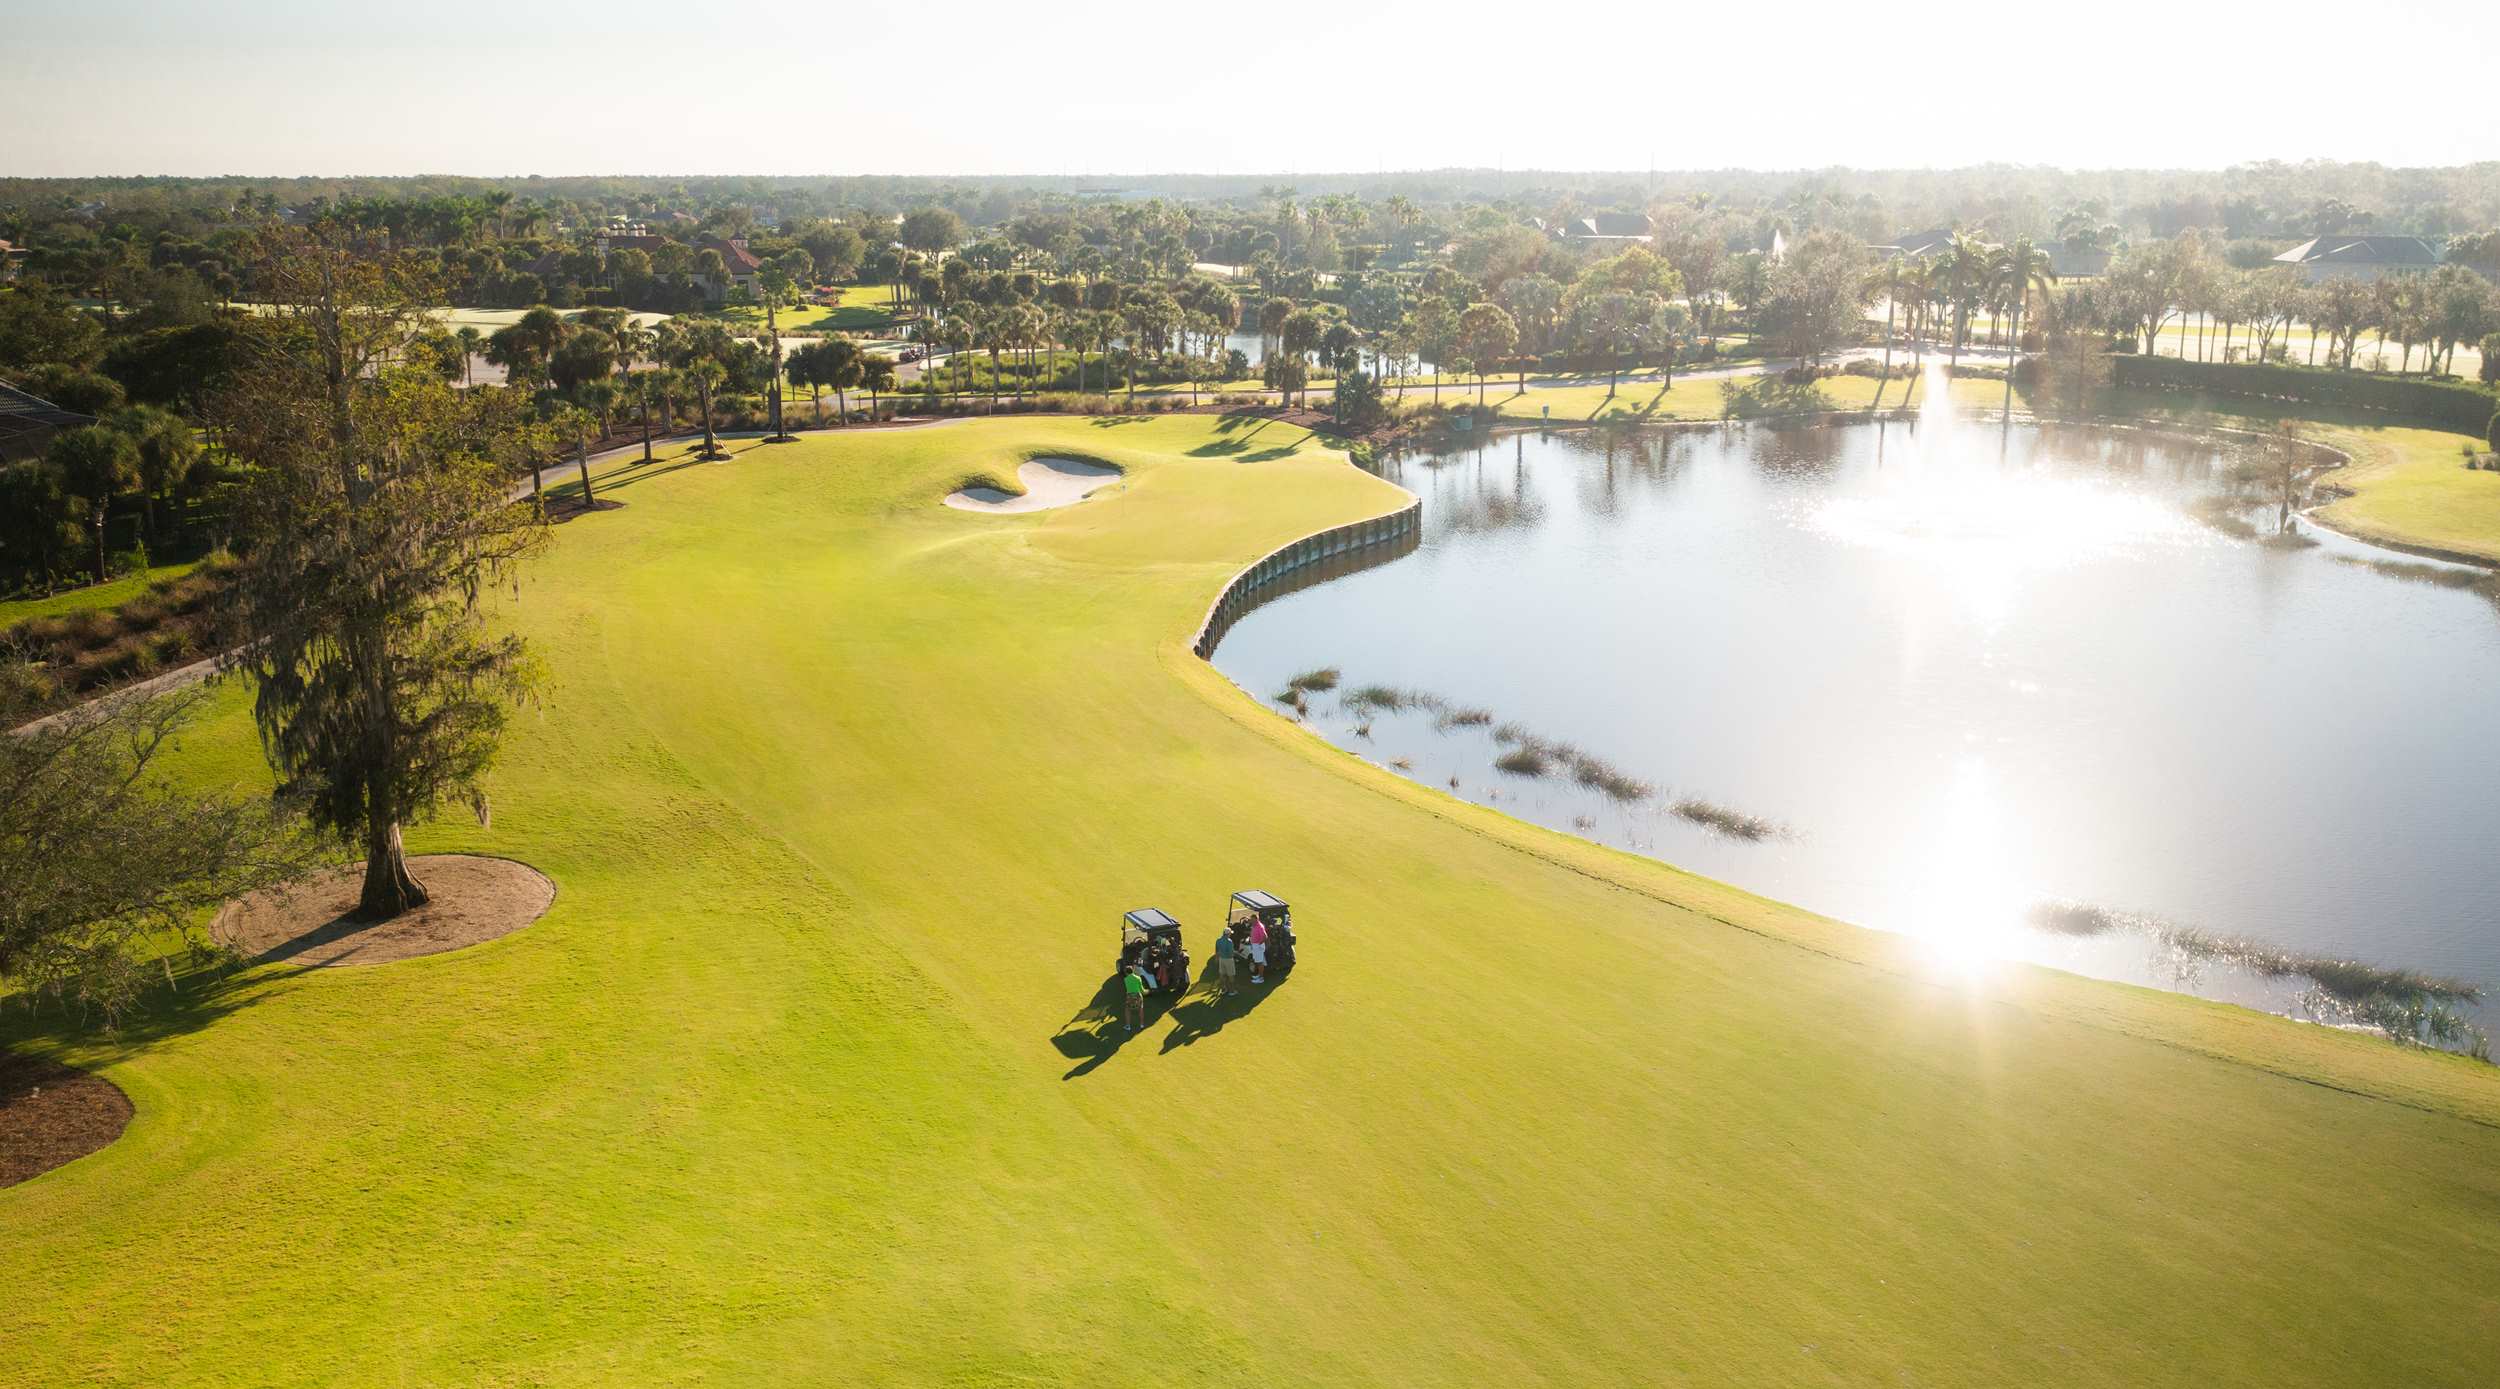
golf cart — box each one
[1224,890,1297,973]
[1119,908,1191,993]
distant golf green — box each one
[5,416,2496,1386]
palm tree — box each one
[629,368,664,465]
[1992,238,2056,421]
[452,325,483,387]
[1934,231,1992,379]
[686,359,726,458]
[786,341,829,427]
[1861,259,1910,408]
[860,356,896,421]
[757,261,798,441]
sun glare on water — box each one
[1808,367,2201,628]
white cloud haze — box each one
[3,0,2495,176]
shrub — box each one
[2115,356,2500,434]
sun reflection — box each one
[1896,754,2025,976]
[1811,367,2200,628]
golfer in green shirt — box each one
[1122,968,1146,1031]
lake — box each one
[1210,388,2500,1040]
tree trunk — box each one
[90,505,109,584]
[2001,299,2021,423]
[641,394,654,465]
[576,441,596,509]
[359,816,429,919]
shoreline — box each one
[1192,413,2493,1056]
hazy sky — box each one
[5,0,2494,177]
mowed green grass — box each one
[714,287,902,333]
[2079,384,2500,564]
[0,561,200,627]
[6,417,2500,1386]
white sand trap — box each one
[944,457,1122,513]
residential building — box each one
[2271,236,2444,283]
[0,380,94,465]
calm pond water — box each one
[1212,392,2500,1034]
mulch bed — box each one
[213,854,555,967]
[1,1051,132,1188]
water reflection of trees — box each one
[1418,433,1548,535]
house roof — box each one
[1566,212,1654,240]
[0,380,94,462]
[2040,239,2110,278]
[2274,236,2444,268]
[701,237,763,273]
[1874,229,1956,259]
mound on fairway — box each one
[942,455,1121,512]
[212,855,555,966]
[2,416,2496,1388]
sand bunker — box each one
[213,854,555,967]
[944,457,1122,513]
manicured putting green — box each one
[4,415,2496,1386]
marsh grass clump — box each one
[1494,746,1552,778]
[1389,756,1413,771]
[1670,798,1781,841]
[2028,900,2126,937]
[1570,757,1653,804]
[1346,684,1409,713]
[2043,901,2489,1056]
[1436,706,1494,731]
[1353,721,1372,739]
[1288,666,1341,693]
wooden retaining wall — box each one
[1192,500,1423,659]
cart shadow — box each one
[1158,958,1290,1054]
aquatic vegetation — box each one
[1288,666,1341,693]
[1671,798,1782,841]
[1495,747,1552,777]
[2031,898,2487,1057]
[1570,758,1654,803]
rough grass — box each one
[6,417,2500,1386]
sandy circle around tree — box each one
[212,854,555,967]
[2,1052,133,1188]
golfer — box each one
[1246,918,1268,985]
[1215,927,1238,989]
[1123,967,1146,1031]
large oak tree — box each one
[218,228,546,920]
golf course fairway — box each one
[5,415,2498,1387]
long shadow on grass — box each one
[1158,958,1290,1055]
[0,950,294,1070]
[1052,973,1184,1080]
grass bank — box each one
[4,416,2497,1386]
